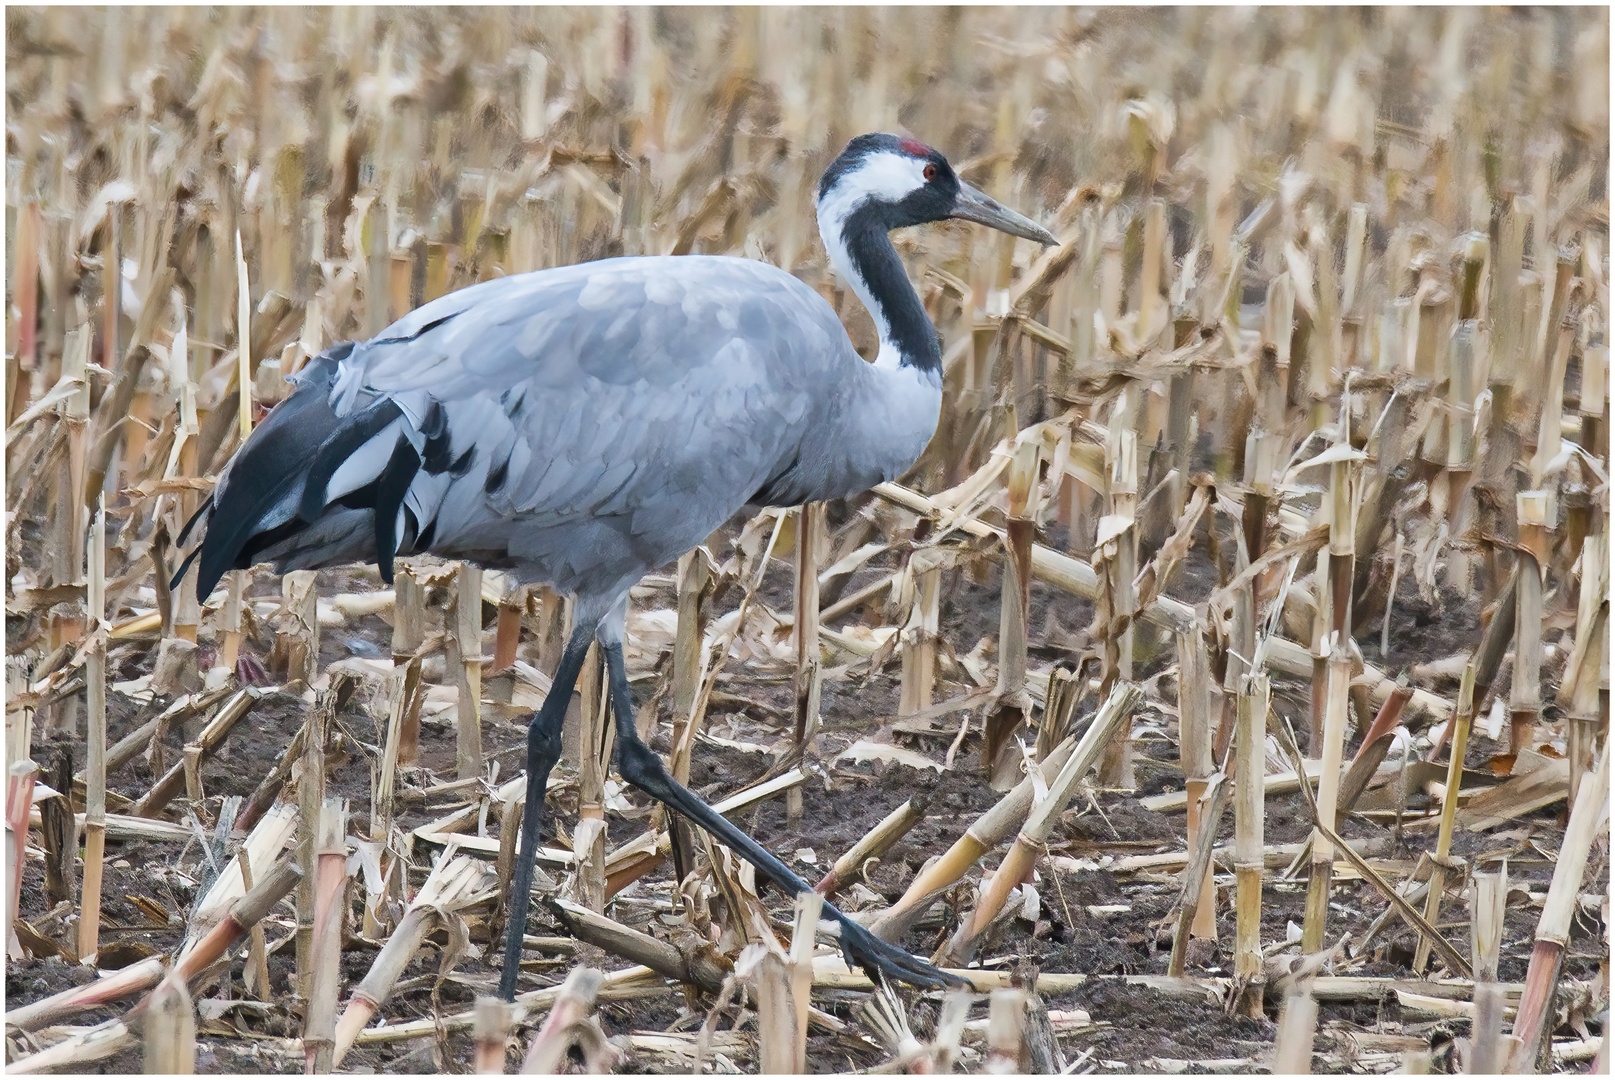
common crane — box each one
[176,133,1058,998]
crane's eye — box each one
[923,163,938,181]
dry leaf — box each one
[838,740,945,773]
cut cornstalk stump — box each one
[1096,418,1139,788]
[785,891,821,1070]
[142,971,196,1075]
[1166,770,1230,976]
[455,562,486,781]
[1271,979,1318,1075]
[282,569,320,687]
[1301,643,1351,954]
[754,890,821,1075]
[1468,863,1508,1074]
[790,502,825,825]
[1509,739,1609,1071]
[6,759,38,959]
[236,846,272,1001]
[79,494,108,964]
[1178,625,1217,942]
[1233,672,1270,1016]
[569,642,609,913]
[1337,681,1414,816]
[1416,664,1476,974]
[899,547,942,722]
[1558,532,1607,811]
[391,565,426,674]
[668,548,713,880]
[305,797,348,1073]
[296,683,337,1002]
[519,965,606,1074]
[985,436,1041,789]
[474,996,512,1074]
[494,586,526,674]
[1509,491,1549,755]
[984,987,1028,1075]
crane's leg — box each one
[599,640,965,990]
[498,625,594,1002]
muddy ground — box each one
[6,524,1605,1075]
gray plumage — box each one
[202,255,937,622]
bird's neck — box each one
[818,203,942,377]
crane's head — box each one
[817,133,1057,246]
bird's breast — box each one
[814,363,943,500]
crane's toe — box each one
[835,914,971,990]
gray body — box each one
[219,255,940,625]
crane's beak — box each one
[949,182,1059,246]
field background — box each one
[5,6,1610,1075]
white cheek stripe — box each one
[816,151,928,358]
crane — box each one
[175,133,1057,998]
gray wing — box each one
[320,255,855,590]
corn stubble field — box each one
[4,6,1610,1075]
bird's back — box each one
[186,256,868,600]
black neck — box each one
[841,207,941,374]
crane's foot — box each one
[833,912,970,990]
[598,638,969,993]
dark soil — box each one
[6,528,1601,1074]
